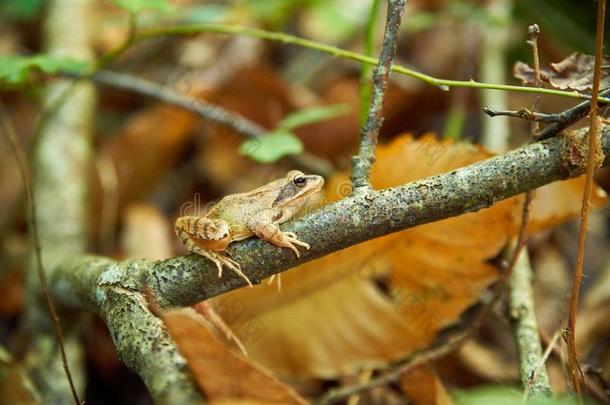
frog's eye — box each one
[293,175,307,187]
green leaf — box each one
[0,54,90,86]
[277,104,350,131]
[112,0,173,14]
[0,0,44,20]
[239,131,303,163]
[181,4,228,23]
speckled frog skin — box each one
[175,170,324,285]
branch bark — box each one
[351,0,406,189]
[507,242,552,397]
[45,124,610,312]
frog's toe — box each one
[291,245,301,258]
[214,260,224,278]
[221,258,252,287]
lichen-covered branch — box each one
[33,124,608,401]
[507,243,552,397]
[43,124,610,313]
[351,0,406,189]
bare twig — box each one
[484,88,610,140]
[134,23,610,103]
[536,88,610,140]
[43,124,610,309]
[0,101,82,405]
[73,69,333,176]
[527,24,542,135]
[358,0,382,126]
[568,0,607,397]
[483,107,562,123]
[502,25,542,282]
[351,0,406,190]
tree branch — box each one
[507,241,552,396]
[351,0,406,189]
[484,88,610,140]
[43,124,610,313]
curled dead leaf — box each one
[161,307,307,404]
[514,52,610,91]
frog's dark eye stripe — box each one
[293,175,306,187]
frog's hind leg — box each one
[200,249,253,287]
[175,216,231,246]
[182,239,253,287]
[175,216,252,286]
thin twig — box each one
[502,25,541,282]
[483,107,562,123]
[485,88,610,140]
[351,0,406,189]
[90,69,265,138]
[0,101,82,405]
[568,0,607,397]
[71,69,333,176]
[358,0,382,126]
[78,70,334,176]
[537,88,610,140]
[502,191,533,282]
[528,24,542,135]
[133,23,610,104]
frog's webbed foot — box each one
[175,216,252,287]
[250,223,310,258]
[267,273,282,291]
[202,250,253,287]
[278,232,310,258]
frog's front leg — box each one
[246,210,310,257]
[174,216,253,286]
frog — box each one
[175,170,325,286]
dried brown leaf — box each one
[162,307,306,404]
[400,365,453,405]
[211,134,604,380]
[514,53,610,91]
[216,134,516,378]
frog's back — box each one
[207,194,258,240]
